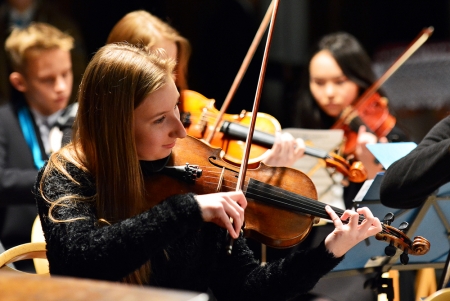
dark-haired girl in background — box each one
[293,32,408,209]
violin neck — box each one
[220,121,329,159]
[304,147,329,160]
[220,120,275,148]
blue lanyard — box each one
[17,106,45,169]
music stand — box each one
[364,143,450,277]
[321,142,450,300]
[319,173,444,301]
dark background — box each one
[6,0,450,141]
[51,1,450,61]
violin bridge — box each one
[198,108,209,136]
[216,167,225,192]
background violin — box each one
[143,135,430,260]
[332,27,434,156]
[180,89,278,167]
[333,92,395,156]
[180,90,367,182]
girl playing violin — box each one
[106,10,191,91]
[106,10,305,168]
[34,43,382,300]
[293,32,409,207]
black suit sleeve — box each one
[0,105,39,206]
[380,115,450,209]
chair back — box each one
[31,216,49,274]
[423,288,450,301]
[0,242,48,276]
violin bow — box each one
[332,26,434,130]
[226,0,281,255]
[205,0,275,144]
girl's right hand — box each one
[195,191,247,239]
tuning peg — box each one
[383,212,395,226]
[400,251,409,265]
[385,242,396,256]
[398,221,409,232]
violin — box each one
[180,89,278,167]
[144,135,430,262]
[332,27,434,156]
[333,92,396,156]
[180,90,367,182]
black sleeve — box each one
[210,237,343,301]
[34,163,204,281]
[0,107,38,206]
[380,116,450,208]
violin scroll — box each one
[348,161,368,183]
[374,213,430,264]
[325,152,367,183]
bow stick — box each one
[206,0,275,144]
[226,0,281,255]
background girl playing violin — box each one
[288,32,412,301]
[107,10,306,168]
[293,32,409,208]
[34,43,382,300]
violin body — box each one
[144,135,317,248]
[359,93,396,138]
[335,93,396,156]
[180,90,280,167]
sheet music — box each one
[353,179,374,202]
[282,128,346,209]
[366,142,417,169]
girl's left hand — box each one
[262,132,305,167]
[324,205,382,258]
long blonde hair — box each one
[107,10,191,90]
[41,43,176,284]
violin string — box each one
[187,107,253,123]
[198,167,394,236]
[202,167,339,218]
[201,171,418,248]
[176,160,416,249]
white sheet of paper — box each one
[282,128,346,209]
